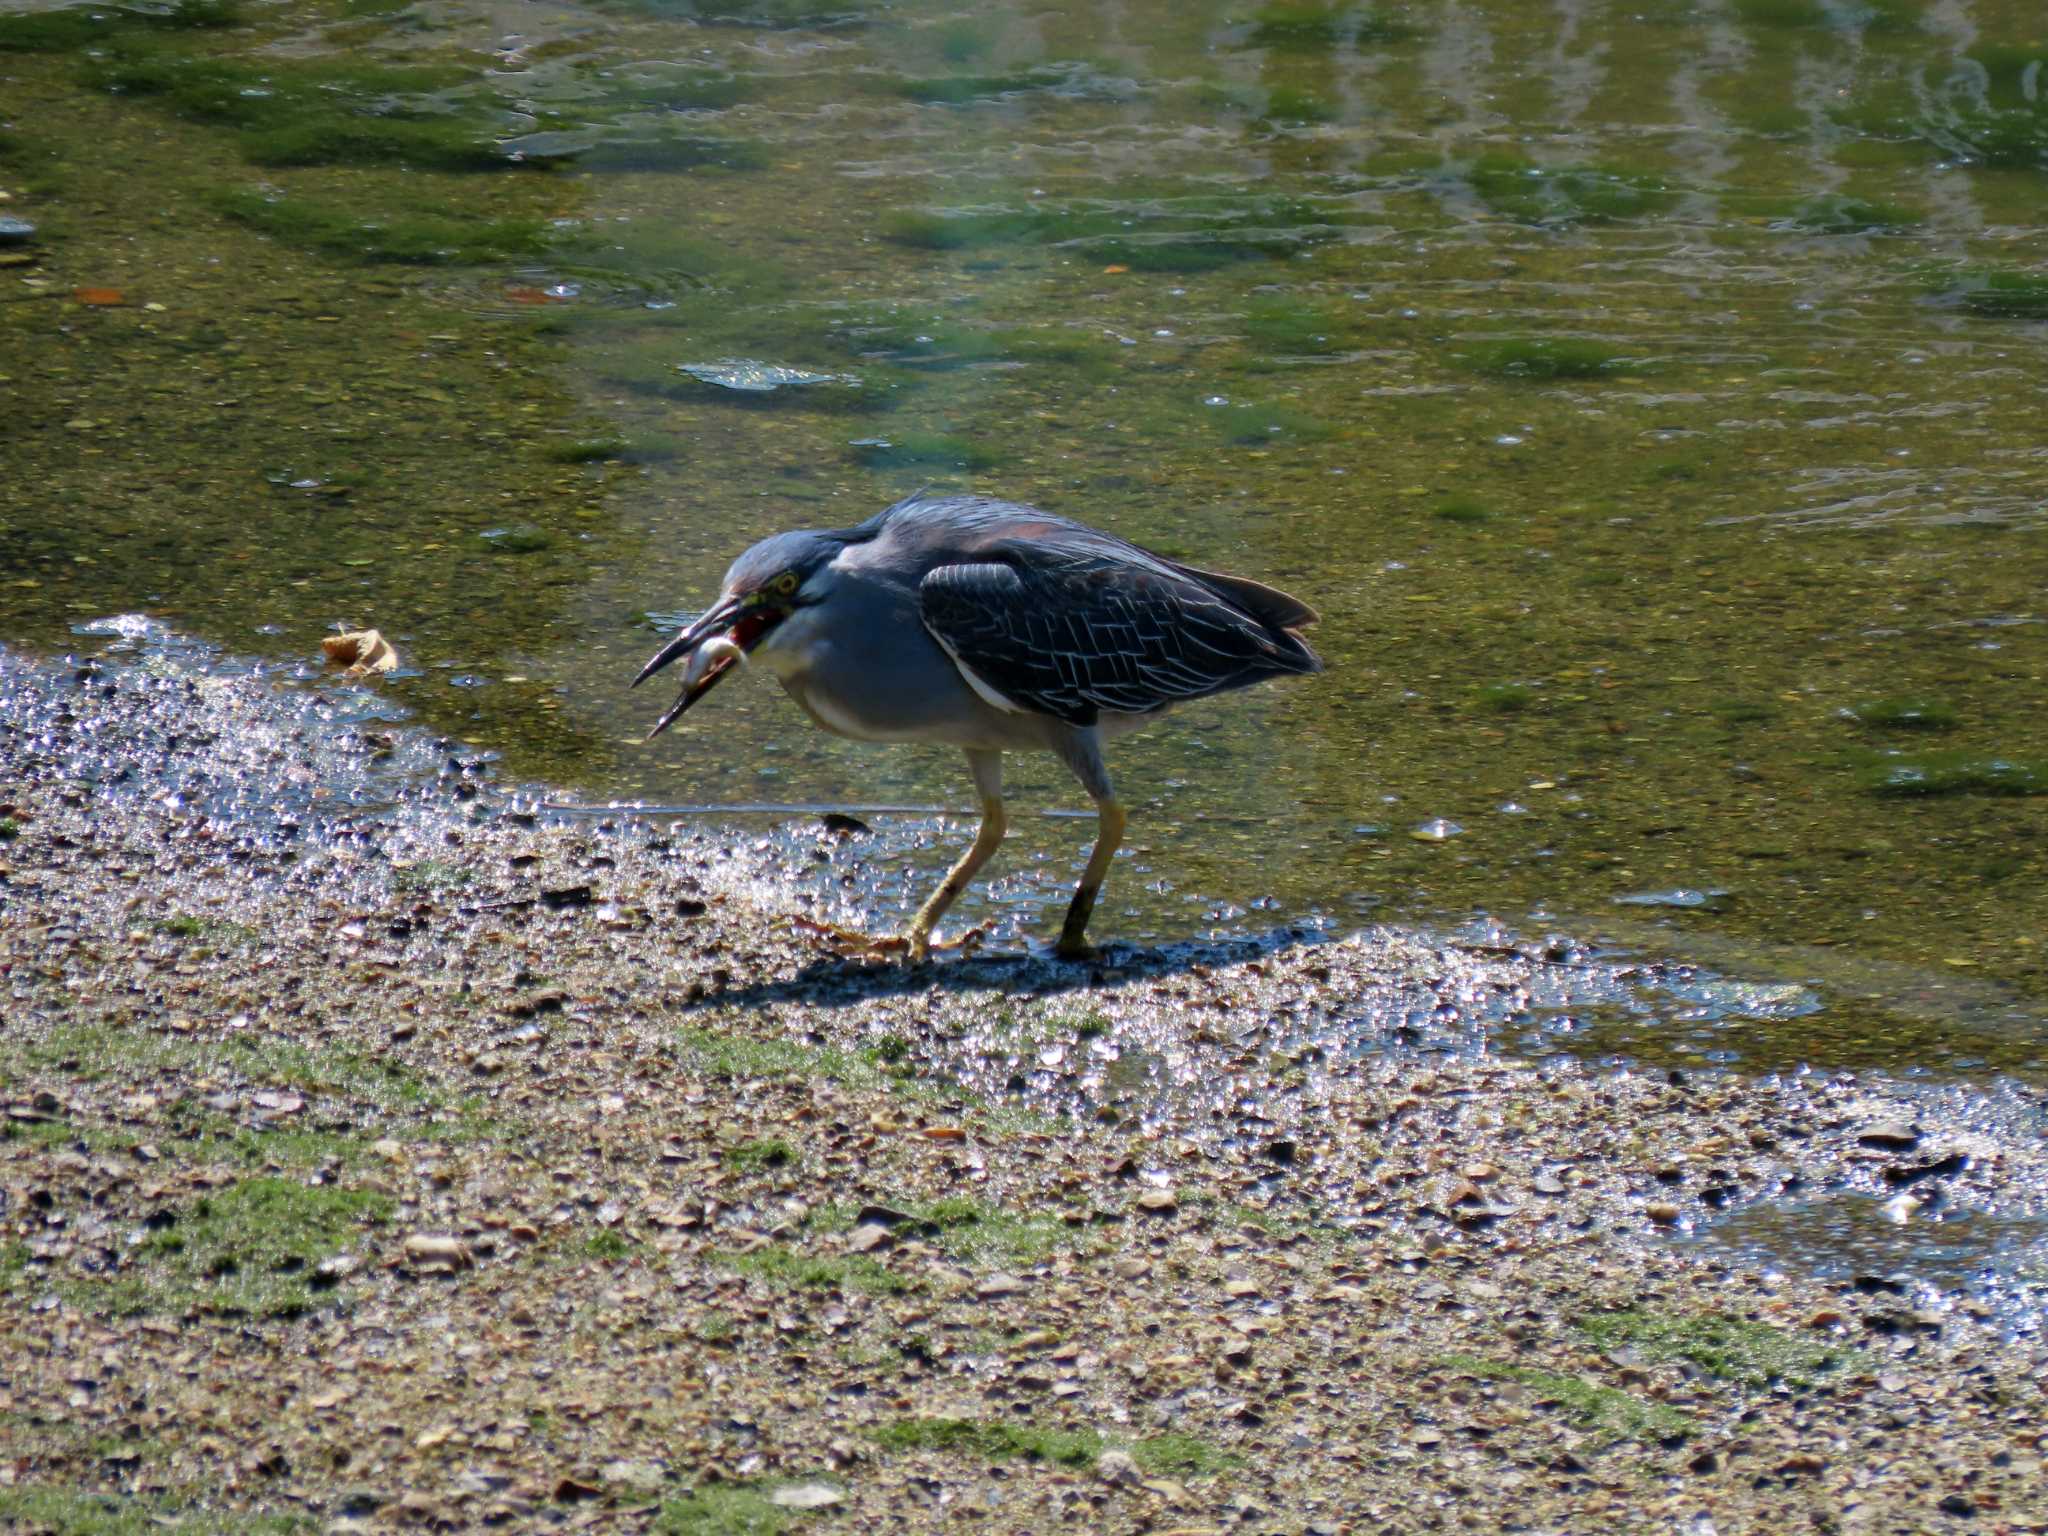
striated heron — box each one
[634,491,1321,959]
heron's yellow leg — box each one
[1056,797,1126,960]
[904,750,1007,962]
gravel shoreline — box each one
[3,629,2045,1535]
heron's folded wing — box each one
[918,552,1298,728]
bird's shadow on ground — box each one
[677,923,1331,1013]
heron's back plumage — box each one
[882,493,1319,729]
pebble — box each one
[0,215,34,245]
[1097,1449,1142,1486]
[1856,1122,1920,1151]
[599,1460,666,1497]
[769,1483,845,1509]
[975,1272,1028,1298]
[401,1234,472,1273]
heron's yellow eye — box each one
[772,572,799,597]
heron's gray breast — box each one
[757,599,984,745]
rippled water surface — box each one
[3,0,2045,1067]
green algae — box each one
[1575,1308,1857,1390]
[716,1242,909,1295]
[1472,683,1534,713]
[1433,497,1492,524]
[1463,153,1676,226]
[722,1136,796,1170]
[89,1177,390,1316]
[1243,2,1416,49]
[851,432,1000,470]
[1931,269,2048,320]
[0,1487,312,1536]
[1262,85,1339,125]
[543,432,684,464]
[1208,401,1334,444]
[883,193,1336,259]
[213,187,551,264]
[0,0,241,53]
[1850,697,1958,732]
[1860,752,2045,798]
[1776,195,1923,235]
[1460,337,1631,379]
[1242,299,1351,355]
[654,1484,803,1536]
[867,1416,1236,1474]
[1440,1355,1692,1443]
[82,50,506,172]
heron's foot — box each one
[1053,936,1100,963]
[789,916,985,965]
[790,916,909,961]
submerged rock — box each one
[679,359,856,393]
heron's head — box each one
[632,528,845,739]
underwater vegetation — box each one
[1459,338,1634,380]
[1460,154,1677,226]
[1835,44,2048,171]
[883,193,1342,269]
[1240,2,1418,49]
[1927,268,2048,320]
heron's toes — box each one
[789,917,988,965]
[788,916,909,962]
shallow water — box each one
[2,0,2045,1071]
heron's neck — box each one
[750,606,825,683]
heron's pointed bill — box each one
[632,596,780,740]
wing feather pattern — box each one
[919,543,1319,728]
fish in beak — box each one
[631,594,783,740]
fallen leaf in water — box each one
[1101,264,1129,275]
[74,287,126,306]
[321,629,398,677]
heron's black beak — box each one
[632,595,780,740]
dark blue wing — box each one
[918,544,1318,728]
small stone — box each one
[1532,1173,1567,1196]
[768,1483,844,1509]
[0,215,37,245]
[845,1222,894,1253]
[976,1272,1028,1298]
[1645,1202,1682,1224]
[402,1234,472,1273]
[1452,1203,1517,1226]
[1136,1189,1178,1214]
[599,1459,666,1497]
[1096,1449,1142,1487]
[1857,1122,1920,1152]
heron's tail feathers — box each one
[1177,564,1323,675]
[1177,564,1319,632]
